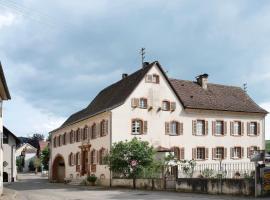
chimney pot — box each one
[122,73,128,79]
[142,62,149,68]
[196,73,209,89]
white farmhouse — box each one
[16,143,37,173]
[0,62,11,195]
[50,61,267,185]
[2,126,20,182]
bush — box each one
[87,174,97,183]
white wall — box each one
[111,63,265,163]
[3,136,17,182]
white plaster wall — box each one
[111,63,265,163]
[3,136,17,182]
[50,112,111,181]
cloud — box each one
[0,12,16,29]
[1,0,270,135]
[4,94,65,137]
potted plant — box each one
[87,174,97,186]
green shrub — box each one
[87,174,97,183]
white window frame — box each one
[216,147,224,159]
[170,121,178,135]
[215,121,224,136]
[162,101,170,111]
[233,121,241,136]
[132,120,142,135]
[250,122,257,136]
[196,120,205,136]
[197,147,206,160]
[139,98,147,109]
[233,147,241,159]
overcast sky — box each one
[0,0,269,139]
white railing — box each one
[177,162,255,178]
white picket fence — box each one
[177,162,255,178]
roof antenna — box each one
[140,48,145,66]
[243,83,247,93]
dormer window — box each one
[152,74,159,83]
[139,98,147,109]
[162,101,170,111]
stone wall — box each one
[176,178,255,196]
[110,178,164,190]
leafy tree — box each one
[28,158,35,171]
[34,157,41,174]
[105,137,155,188]
[41,146,50,170]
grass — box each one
[266,140,270,153]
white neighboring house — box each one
[2,126,20,182]
[50,61,267,185]
[16,143,37,173]
[0,62,11,195]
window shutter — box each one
[224,148,227,159]
[131,98,136,108]
[81,128,84,140]
[89,126,92,139]
[247,147,250,158]
[179,122,183,135]
[96,123,100,137]
[230,122,234,136]
[257,122,260,136]
[212,121,216,135]
[170,102,176,111]
[145,75,152,82]
[241,122,244,136]
[96,151,99,164]
[156,75,160,84]
[230,148,233,159]
[247,122,250,136]
[135,98,139,107]
[192,148,196,160]
[205,121,208,135]
[212,148,215,160]
[105,120,109,135]
[165,122,170,135]
[205,148,209,160]
[224,121,227,135]
[192,120,197,135]
[180,148,185,160]
[241,147,244,159]
[143,121,148,134]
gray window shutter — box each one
[192,120,196,135]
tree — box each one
[34,157,41,174]
[105,137,155,188]
[41,146,50,170]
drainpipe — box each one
[109,111,112,188]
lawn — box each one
[266,140,270,153]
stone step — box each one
[68,179,84,185]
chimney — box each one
[142,62,149,68]
[122,73,128,79]
[196,73,208,89]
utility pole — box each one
[140,48,145,66]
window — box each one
[83,126,88,140]
[152,74,159,84]
[145,74,159,84]
[162,101,170,111]
[139,98,147,109]
[231,147,242,159]
[171,147,180,160]
[69,153,74,166]
[250,122,258,136]
[75,152,80,165]
[58,135,61,146]
[213,147,225,160]
[215,121,224,135]
[53,137,57,148]
[99,148,106,165]
[76,129,81,142]
[233,121,241,136]
[132,119,143,135]
[90,150,96,164]
[196,120,205,136]
[70,131,74,144]
[196,147,206,160]
[91,124,97,139]
[248,146,259,158]
[170,121,178,135]
[63,133,66,145]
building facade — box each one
[3,127,20,182]
[16,143,37,173]
[50,61,267,185]
[0,62,11,194]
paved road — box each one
[2,174,258,200]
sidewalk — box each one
[1,185,17,200]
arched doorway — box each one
[52,154,65,182]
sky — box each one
[0,0,270,139]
